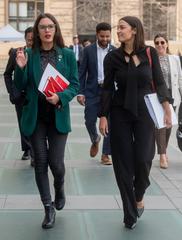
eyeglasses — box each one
[154,41,165,45]
[38,24,55,31]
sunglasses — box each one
[154,41,166,45]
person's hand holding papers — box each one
[38,63,69,108]
[46,91,59,106]
[162,101,172,129]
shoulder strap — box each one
[146,47,155,92]
[146,47,152,67]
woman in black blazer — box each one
[99,16,172,229]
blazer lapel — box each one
[32,49,41,88]
[168,55,174,75]
[92,43,98,74]
[55,47,66,76]
[108,44,116,53]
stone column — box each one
[111,0,142,45]
[44,0,74,46]
[176,0,182,40]
[0,0,6,27]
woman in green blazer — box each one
[15,13,79,229]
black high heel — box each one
[124,221,137,229]
[137,206,144,218]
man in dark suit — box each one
[77,22,115,165]
[3,26,34,166]
[82,39,91,48]
[69,35,83,67]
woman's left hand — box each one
[162,101,172,128]
[46,91,59,105]
[99,116,109,137]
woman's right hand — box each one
[99,116,108,137]
[162,101,172,129]
[77,95,85,106]
[16,48,27,69]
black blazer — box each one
[4,48,24,104]
[79,43,115,99]
[69,44,83,63]
[99,46,171,117]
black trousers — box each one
[110,106,155,224]
[30,120,68,205]
[15,103,32,153]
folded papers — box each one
[38,63,69,97]
[144,93,178,129]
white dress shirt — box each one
[97,41,110,84]
[73,44,79,61]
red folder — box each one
[55,75,69,90]
[43,75,69,97]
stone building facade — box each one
[0,1,6,26]
[0,0,182,45]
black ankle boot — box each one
[42,203,56,229]
[54,186,66,210]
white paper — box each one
[144,93,178,129]
[38,63,69,93]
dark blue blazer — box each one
[69,44,83,63]
[79,42,115,98]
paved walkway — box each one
[0,76,182,240]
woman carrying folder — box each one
[15,13,79,229]
[154,34,182,169]
[99,16,172,229]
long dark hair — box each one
[32,13,65,49]
[154,33,170,54]
[119,16,145,52]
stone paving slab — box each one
[0,210,181,240]
[3,195,175,210]
[1,78,182,239]
[83,210,182,240]
[0,210,88,240]
[0,166,163,196]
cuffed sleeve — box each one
[98,53,115,117]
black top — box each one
[99,46,171,117]
[38,47,57,123]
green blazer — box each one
[15,47,79,136]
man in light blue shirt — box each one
[69,35,83,67]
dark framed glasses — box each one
[38,24,55,31]
[154,41,165,45]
